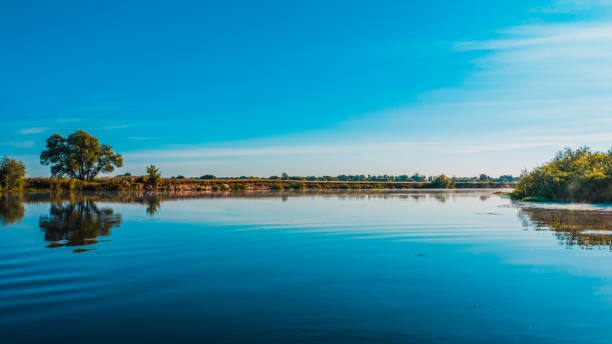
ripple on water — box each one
[0,249,107,325]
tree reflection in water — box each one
[144,196,161,216]
[39,201,122,249]
[520,206,612,249]
[0,194,25,227]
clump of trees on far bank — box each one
[511,147,612,203]
[430,174,455,188]
[0,156,26,192]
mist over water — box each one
[2,190,612,343]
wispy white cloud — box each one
[452,132,612,154]
[3,140,35,148]
[19,127,47,135]
[455,22,612,51]
[101,124,131,130]
[127,136,156,141]
[531,0,612,14]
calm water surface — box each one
[2,190,612,343]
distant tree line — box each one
[212,173,519,183]
[0,129,520,194]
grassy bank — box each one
[21,177,516,193]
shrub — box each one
[271,183,284,191]
[0,156,26,192]
[146,165,162,184]
[511,147,612,203]
[430,174,455,188]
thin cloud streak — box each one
[3,140,35,148]
[455,23,612,51]
[127,137,157,140]
[19,127,47,135]
[101,125,131,130]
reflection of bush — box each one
[520,207,612,248]
[144,197,161,216]
[39,201,122,248]
[0,195,25,227]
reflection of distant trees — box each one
[0,194,25,227]
[431,194,449,203]
[22,190,497,205]
[39,201,122,248]
[520,207,612,249]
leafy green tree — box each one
[281,172,289,180]
[479,173,491,182]
[0,156,26,192]
[146,165,162,184]
[40,130,123,180]
[430,174,455,188]
[410,173,427,182]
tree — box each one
[146,165,162,184]
[479,173,491,182]
[410,173,427,182]
[281,172,289,180]
[40,130,123,180]
[0,156,26,191]
[430,174,455,188]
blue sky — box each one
[3,0,612,177]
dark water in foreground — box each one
[2,190,612,343]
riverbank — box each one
[21,177,516,193]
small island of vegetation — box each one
[512,147,612,203]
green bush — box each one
[0,156,26,192]
[511,147,612,203]
[146,165,162,184]
[430,174,455,188]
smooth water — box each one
[2,190,612,343]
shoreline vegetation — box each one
[511,147,612,203]
[22,177,516,193]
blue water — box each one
[2,190,612,343]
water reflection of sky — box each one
[3,191,612,343]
